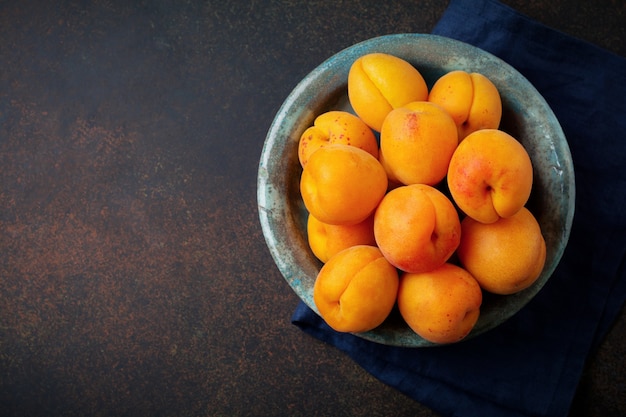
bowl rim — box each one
[257,33,575,347]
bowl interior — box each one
[258,34,575,347]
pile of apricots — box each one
[297,52,546,344]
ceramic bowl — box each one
[257,34,575,347]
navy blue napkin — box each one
[291,0,626,416]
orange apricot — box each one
[298,110,379,168]
[447,129,533,224]
[428,70,502,141]
[379,101,458,186]
[457,207,547,295]
[300,144,387,225]
[373,184,461,273]
[347,53,428,132]
[313,245,399,333]
[307,213,376,263]
[397,263,483,344]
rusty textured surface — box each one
[0,1,624,416]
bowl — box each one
[257,34,575,347]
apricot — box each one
[373,184,461,273]
[347,52,428,132]
[428,70,502,141]
[397,263,483,344]
[300,143,387,225]
[307,213,376,263]
[457,207,546,295]
[313,245,399,333]
[379,101,458,186]
[447,129,533,224]
[298,110,379,168]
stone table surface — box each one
[1,1,624,416]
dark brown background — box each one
[1,1,624,416]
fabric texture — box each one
[291,0,626,416]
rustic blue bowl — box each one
[257,34,575,347]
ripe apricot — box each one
[379,101,458,186]
[457,207,547,295]
[447,129,533,224]
[307,213,376,263]
[428,70,502,141]
[313,245,399,333]
[348,53,428,132]
[374,184,461,273]
[300,144,387,225]
[397,263,483,344]
[298,110,379,168]
[398,263,483,343]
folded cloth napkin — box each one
[292,0,626,416]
